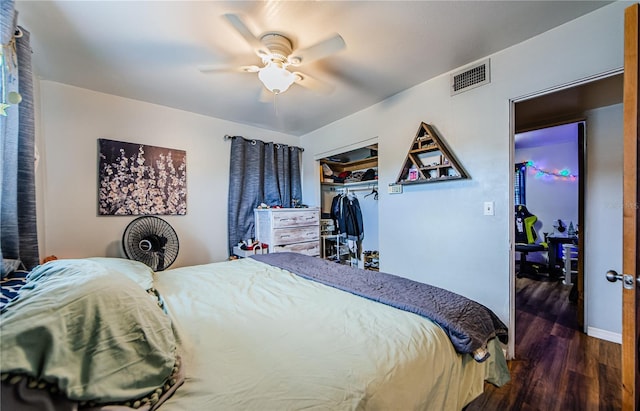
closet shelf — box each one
[322,181,378,188]
[323,156,378,172]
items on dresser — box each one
[254,208,320,256]
[232,241,268,258]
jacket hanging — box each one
[331,193,364,242]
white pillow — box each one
[87,257,155,290]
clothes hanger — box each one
[364,187,378,200]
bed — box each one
[1,253,509,410]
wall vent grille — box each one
[450,59,490,96]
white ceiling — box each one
[515,122,580,150]
[14,0,613,136]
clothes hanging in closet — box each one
[331,193,364,242]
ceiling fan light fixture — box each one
[258,62,296,94]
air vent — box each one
[450,59,490,96]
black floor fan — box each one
[122,216,179,271]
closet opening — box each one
[318,144,378,270]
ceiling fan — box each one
[199,13,346,97]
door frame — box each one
[621,4,639,408]
[508,68,623,359]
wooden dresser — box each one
[254,208,320,257]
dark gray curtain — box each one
[1,0,40,271]
[227,137,302,254]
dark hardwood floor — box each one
[465,277,621,411]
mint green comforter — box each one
[155,258,510,410]
[0,259,177,404]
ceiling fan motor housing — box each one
[208,13,346,96]
[260,33,294,64]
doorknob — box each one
[606,269,638,289]
[606,270,623,282]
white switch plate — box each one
[388,184,403,194]
[484,201,495,216]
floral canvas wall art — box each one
[98,139,187,215]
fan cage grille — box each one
[122,216,179,271]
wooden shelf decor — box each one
[395,122,469,185]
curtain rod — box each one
[223,135,304,151]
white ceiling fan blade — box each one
[222,13,269,57]
[240,65,261,73]
[198,64,260,74]
[197,64,234,73]
[288,34,345,66]
[293,72,334,94]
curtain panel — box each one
[227,137,302,254]
[1,0,39,271]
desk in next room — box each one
[546,235,578,280]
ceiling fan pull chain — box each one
[274,92,279,117]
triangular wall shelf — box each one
[395,122,469,185]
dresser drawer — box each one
[272,241,320,256]
[254,208,320,257]
[272,226,319,245]
[272,210,319,228]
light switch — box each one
[484,201,495,216]
[388,184,403,194]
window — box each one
[514,162,527,205]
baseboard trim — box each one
[587,327,622,344]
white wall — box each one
[359,194,379,253]
[35,81,299,268]
[300,1,627,332]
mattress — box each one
[0,256,508,410]
[154,257,509,410]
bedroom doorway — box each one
[510,72,624,360]
[514,121,583,308]
[514,121,582,280]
